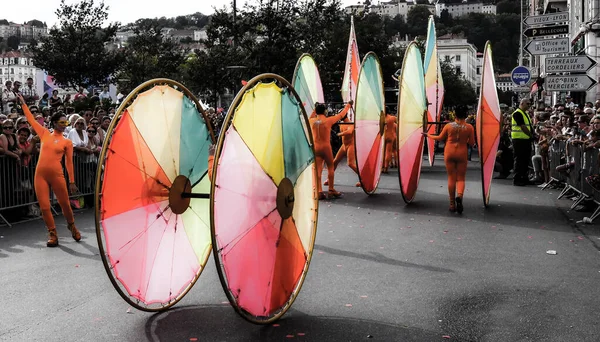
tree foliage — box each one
[406,5,431,38]
[116,21,186,92]
[183,0,408,106]
[440,60,477,107]
[7,36,19,50]
[124,12,210,30]
[432,11,520,73]
[496,0,521,15]
[31,0,121,89]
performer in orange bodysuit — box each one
[382,113,398,173]
[324,116,360,187]
[17,95,80,247]
[310,101,353,199]
[423,105,474,213]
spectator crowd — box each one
[2,79,599,223]
[0,81,228,223]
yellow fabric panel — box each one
[233,83,285,185]
[292,163,317,254]
[399,46,427,149]
[181,176,212,264]
[301,58,318,101]
[425,48,438,87]
[128,86,182,182]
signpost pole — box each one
[519,0,523,66]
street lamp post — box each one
[225,65,247,106]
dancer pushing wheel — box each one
[423,105,474,213]
[17,94,81,247]
[310,101,352,200]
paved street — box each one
[2,159,600,342]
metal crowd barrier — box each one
[542,139,600,223]
[0,152,97,227]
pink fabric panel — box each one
[483,135,500,199]
[399,130,425,200]
[222,210,281,316]
[102,200,200,304]
[483,56,501,122]
[355,120,380,171]
[144,214,200,304]
[214,127,278,254]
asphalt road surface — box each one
[2,160,600,342]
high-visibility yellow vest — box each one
[511,108,532,140]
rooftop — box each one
[0,51,32,58]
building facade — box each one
[568,0,600,101]
[529,0,599,103]
[434,1,497,18]
[496,73,514,92]
[0,52,39,86]
[0,21,47,39]
[438,34,478,89]
[345,1,434,18]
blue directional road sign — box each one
[511,66,531,86]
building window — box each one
[455,55,461,62]
[456,66,461,74]
[10,68,14,74]
[477,67,481,75]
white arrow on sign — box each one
[545,55,597,74]
[523,12,569,26]
[545,75,597,92]
[524,37,570,56]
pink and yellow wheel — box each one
[95,79,215,311]
[211,74,318,324]
[354,52,386,195]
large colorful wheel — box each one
[354,52,385,195]
[210,74,318,324]
[292,53,324,116]
[424,15,445,167]
[397,42,427,204]
[95,79,215,311]
[476,41,502,207]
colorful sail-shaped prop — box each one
[424,15,445,167]
[354,52,386,195]
[476,41,502,207]
[341,16,360,122]
[211,74,318,324]
[95,79,215,311]
[397,42,427,203]
[292,54,325,116]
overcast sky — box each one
[3,0,357,27]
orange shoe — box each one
[47,228,58,247]
[324,180,329,186]
[355,182,361,187]
[318,192,327,200]
[68,222,81,242]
